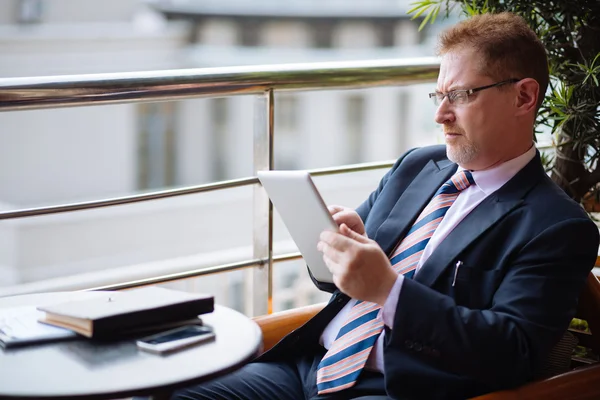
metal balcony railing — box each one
[0,57,440,315]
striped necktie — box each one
[316,170,474,395]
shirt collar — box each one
[459,145,536,196]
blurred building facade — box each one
[0,0,448,314]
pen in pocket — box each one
[452,261,463,287]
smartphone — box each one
[136,325,215,354]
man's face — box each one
[435,48,518,171]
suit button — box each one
[413,342,422,352]
[404,340,414,349]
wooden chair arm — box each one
[471,363,600,400]
[253,302,326,353]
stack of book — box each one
[38,287,214,339]
[0,287,214,347]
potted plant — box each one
[408,0,600,207]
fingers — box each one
[339,224,369,243]
[317,240,342,264]
[322,253,341,276]
[327,205,345,216]
[328,207,366,236]
[319,225,368,251]
[331,210,350,225]
[319,230,351,252]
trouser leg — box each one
[170,360,304,400]
[166,345,387,400]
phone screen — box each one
[141,326,213,345]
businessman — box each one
[171,12,600,400]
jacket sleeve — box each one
[384,217,599,389]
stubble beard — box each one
[446,138,479,166]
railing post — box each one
[250,89,274,317]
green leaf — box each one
[407,1,432,15]
[419,9,434,30]
[411,6,430,19]
[407,0,447,30]
[432,3,441,21]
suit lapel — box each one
[373,159,456,255]
[414,153,545,288]
[414,195,522,287]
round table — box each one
[0,291,262,399]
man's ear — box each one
[515,78,539,116]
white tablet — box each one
[257,170,337,283]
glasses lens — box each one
[452,91,468,105]
[429,93,442,106]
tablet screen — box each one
[258,170,337,283]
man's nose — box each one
[434,99,456,125]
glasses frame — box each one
[429,78,520,106]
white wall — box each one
[260,21,311,48]
[0,23,187,77]
[175,98,216,185]
[0,219,18,286]
[42,0,140,23]
[226,96,255,178]
[333,21,379,48]
[0,0,142,25]
[363,87,404,161]
[0,105,137,206]
[13,187,254,282]
[298,90,347,169]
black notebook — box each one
[37,287,214,339]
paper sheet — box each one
[0,305,77,347]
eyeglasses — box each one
[429,79,520,106]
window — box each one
[18,0,43,24]
[345,94,365,163]
[276,96,297,132]
[211,98,229,181]
[229,280,245,313]
[281,299,295,311]
[311,22,334,48]
[282,271,299,289]
[238,20,261,47]
[274,95,299,170]
[137,102,176,190]
[377,21,395,48]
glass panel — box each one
[271,86,439,171]
[0,186,254,296]
[272,259,330,313]
[138,102,177,190]
[0,94,260,295]
[158,268,251,315]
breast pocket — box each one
[453,264,504,309]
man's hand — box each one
[328,205,366,236]
[318,223,398,306]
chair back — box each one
[571,272,600,354]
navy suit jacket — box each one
[259,145,599,399]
